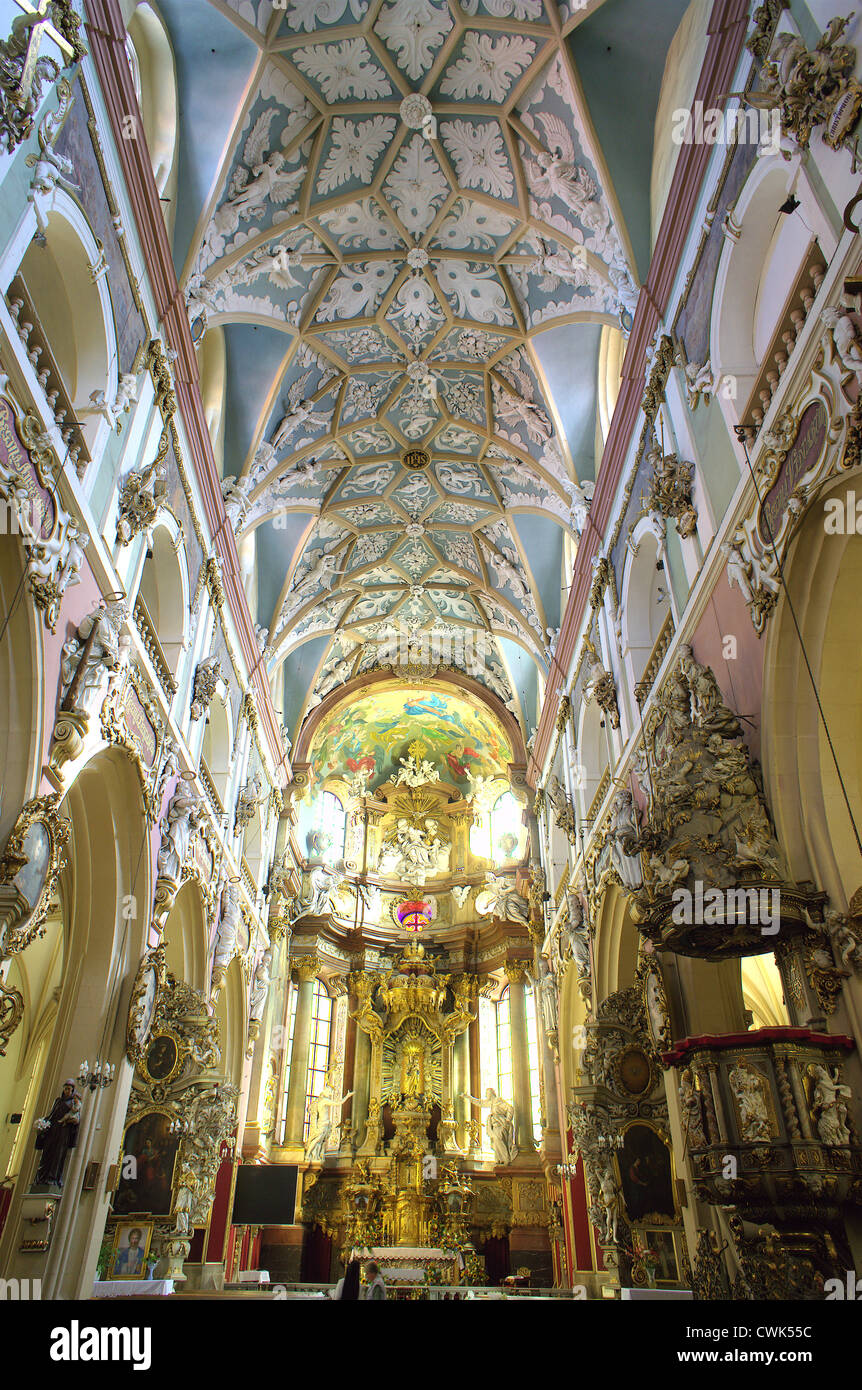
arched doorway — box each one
[0,747,151,1297]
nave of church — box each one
[1,0,862,1334]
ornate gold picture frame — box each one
[0,794,70,956]
[126,945,166,1068]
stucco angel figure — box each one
[821,302,862,382]
[462,1088,518,1166]
[293,862,344,921]
[465,770,498,821]
[394,750,440,788]
[526,113,610,249]
[27,131,78,237]
[223,151,303,222]
[271,372,331,451]
[826,907,862,973]
[475,872,530,927]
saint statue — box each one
[305,1068,354,1163]
[462,1087,518,1166]
[33,1080,81,1188]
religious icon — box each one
[108,1222,153,1280]
[641,1228,678,1282]
[115,1111,180,1217]
[143,1033,179,1084]
[402,1043,423,1096]
[617,1124,675,1222]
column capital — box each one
[504,960,530,985]
[292,956,318,983]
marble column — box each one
[283,958,318,1150]
[506,963,535,1153]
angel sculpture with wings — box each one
[526,113,611,250]
[271,371,332,451]
[493,363,553,444]
[527,236,591,293]
[222,107,305,224]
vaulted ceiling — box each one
[152,0,691,740]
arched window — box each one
[304,981,333,1140]
[469,787,523,863]
[478,984,542,1149]
[309,790,346,863]
[284,980,333,1142]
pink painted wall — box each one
[689,566,765,761]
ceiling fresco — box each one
[307,684,514,790]
[157,0,690,740]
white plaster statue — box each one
[27,138,78,236]
[608,789,643,888]
[213,880,241,979]
[393,751,440,788]
[271,373,331,451]
[822,302,862,381]
[462,1088,518,1166]
[729,1060,774,1142]
[826,907,862,973]
[538,964,558,1035]
[807,1063,852,1146]
[158,784,204,883]
[475,872,530,928]
[249,948,272,1024]
[223,151,303,220]
[563,893,592,979]
[222,473,254,528]
[25,508,88,624]
[293,863,344,921]
[378,818,450,886]
[60,600,128,715]
[465,770,497,820]
[305,1068,354,1163]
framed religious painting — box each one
[108,1221,153,1280]
[640,959,671,1052]
[0,795,70,955]
[616,1122,677,1224]
[641,1227,680,1284]
[141,1029,182,1086]
[114,1110,180,1218]
[126,946,165,1068]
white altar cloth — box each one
[92,1279,174,1298]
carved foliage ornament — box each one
[748,15,862,153]
[125,944,166,1069]
[0,396,89,631]
[0,1,85,155]
[116,340,177,545]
